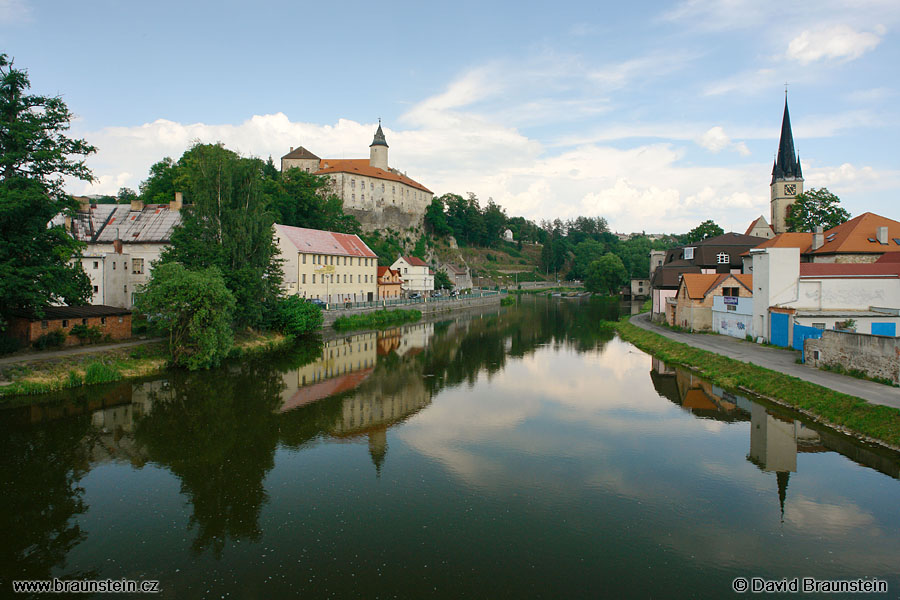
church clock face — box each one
[784,183,797,195]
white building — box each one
[65,195,183,308]
[275,224,378,304]
[750,247,900,342]
[281,124,433,231]
[391,256,434,296]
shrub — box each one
[272,296,323,337]
[333,309,421,331]
[84,361,122,385]
[0,334,21,355]
[32,329,67,350]
[66,370,83,387]
[70,324,103,345]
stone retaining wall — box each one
[804,329,900,384]
[321,294,504,327]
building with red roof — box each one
[281,123,433,232]
[275,224,378,304]
[391,256,435,297]
[377,266,402,300]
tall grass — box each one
[333,309,422,331]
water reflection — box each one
[1,297,898,596]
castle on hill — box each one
[281,123,433,232]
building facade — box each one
[391,256,434,296]
[8,305,132,346]
[281,124,433,232]
[275,224,378,304]
[377,267,403,300]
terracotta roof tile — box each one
[680,274,722,299]
[316,159,432,193]
[812,213,900,255]
[401,256,428,267]
[276,224,376,258]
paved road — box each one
[0,338,163,367]
[630,313,900,410]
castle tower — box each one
[770,96,804,234]
[369,121,389,171]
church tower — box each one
[369,121,389,171]
[770,96,804,234]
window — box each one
[101,317,106,325]
[717,252,730,264]
[351,179,356,189]
[683,247,694,260]
[344,274,347,283]
[118,316,123,323]
[361,193,365,201]
[302,274,306,284]
[112,262,116,270]
[812,323,826,330]
[727,305,736,311]
[343,257,347,265]
[302,254,306,264]
[93,285,99,293]
[82,318,88,325]
[41,320,48,329]
[351,194,355,202]
[124,285,127,293]
[723,287,739,297]
[370,182,374,190]
[93,261,99,269]
[312,274,316,284]
[132,258,144,274]
[381,183,385,192]
[62,319,69,327]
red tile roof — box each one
[799,263,900,278]
[811,213,900,255]
[401,256,428,267]
[276,224,376,258]
[316,159,432,194]
[680,273,752,300]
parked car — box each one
[409,293,422,300]
[450,290,459,297]
[308,298,327,308]
[433,291,442,298]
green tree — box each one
[139,157,178,205]
[272,295,322,337]
[135,263,236,370]
[482,199,507,246]
[785,187,850,232]
[270,168,360,234]
[571,240,607,280]
[0,54,93,330]
[434,270,453,290]
[160,143,283,327]
[424,197,452,237]
[681,219,724,243]
[117,187,138,204]
[585,253,628,295]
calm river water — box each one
[2,296,899,598]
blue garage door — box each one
[770,312,790,347]
[871,322,897,337]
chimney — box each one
[290,146,294,152]
[877,226,888,245]
[113,239,123,254]
[169,191,183,211]
[812,225,824,251]
[77,196,90,212]
[130,198,144,211]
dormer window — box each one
[717,252,730,264]
[683,247,694,260]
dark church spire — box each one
[370,119,389,148]
[771,98,802,184]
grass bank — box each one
[0,331,292,400]
[333,309,422,332]
[614,318,900,449]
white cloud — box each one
[786,25,883,64]
[697,126,751,155]
[0,0,31,24]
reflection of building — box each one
[395,322,434,356]
[279,332,378,413]
[651,361,749,423]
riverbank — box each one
[615,316,900,450]
[0,331,292,400]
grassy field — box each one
[614,319,900,449]
[0,331,290,399]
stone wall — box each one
[321,294,503,328]
[804,329,900,384]
[346,205,424,233]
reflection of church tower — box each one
[368,428,388,477]
[776,471,790,523]
[770,95,804,234]
[369,121,389,171]
[749,404,798,522]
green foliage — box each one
[66,370,82,386]
[585,253,629,295]
[412,235,427,260]
[785,187,850,232]
[0,54,93,330]
[69,324,102,344]
[32,329,67,350]
[269,168,361,235]
[0,334,21,355]
[680,220,724,244]
[83,361,122,385]
[117,187,138,204]
[333,309,421,331]
[139,157,178,205]
[424,197,452,236]
[434,270,453,290]
[272,296,323,337]
[159,143,282,328]
[361,231,404,266]
[135,263,236,370]
[570,240,606,280]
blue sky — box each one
[4,0,898,233]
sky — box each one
[3,0,899,234]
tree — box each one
[269,168,360,235]
[424,197,452,237]
[160,143,283,327]
[139,157,178,205]
[434,270,453,290]
[585,253,628,295]
[0,54,93,330]
[271,295,322,337]
[135,263,236,370]
[117,187,138,204]
[682,220,724,243]
[571,240,607,280]
[785,187,850,232]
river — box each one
[1,296,898,598]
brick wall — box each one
[805,329,900,384]
[15,314,132,346]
